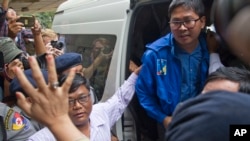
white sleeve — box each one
[102,72,138,127]
[26,127,56,141]
[209,53,224,74]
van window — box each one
[60,34,116,100]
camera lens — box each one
[102,46,112,54]
[50,41,64,50]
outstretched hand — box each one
[14,54,75,127]
[31,18,42,35]
[14,54,89,141]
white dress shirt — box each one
[209,53,224,74]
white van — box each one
[52,0,214,140]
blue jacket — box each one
[135,32,209,123]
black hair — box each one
[59,73,90,93]
[205,67,250,94]
[168,0,205,18]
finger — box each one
[14,67,37,100]
[16,92,32,117]
[62,68,75,95]
[28,56,48,93]
[53,53,59,58]
[15,16,20,21]
[46,54,58,90]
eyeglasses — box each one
[69,94,90,107]
[169,18,200,30]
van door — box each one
[126,1,172,140]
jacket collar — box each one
[146,31,208,54]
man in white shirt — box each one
[27,65,140,141]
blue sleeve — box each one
[135,50,167,123]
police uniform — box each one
[12,105,44,131]
[0,102,36,141]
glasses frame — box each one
[169,17,201,30]
[69,94,91,107]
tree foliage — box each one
[34,12,55,28]
[24,12,55,28]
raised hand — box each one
[14,54,89,141]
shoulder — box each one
[90,105,108,126]
[0,104,36,140]
[146,33,174,51]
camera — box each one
[102,46,112,54]
[16,16,35,28]
[18,53,47,70]
[50,40,64,50]
[18,55,30,70]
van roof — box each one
[56,0,130,12]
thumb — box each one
[16,92,32,116]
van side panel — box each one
[53,0,130,34]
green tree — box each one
[34,12,55,28]
[24,11,55,28]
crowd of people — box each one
[0,0,250,141]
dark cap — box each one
[166,90,250,141]
[55,53,82,74]
[0,37,23,64]
[9,69,48,97]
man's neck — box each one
[77,121,91,138]
[177,40,199,53]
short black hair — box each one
[168,0,205,18]
[59,73,90,93]
[205,67,250,94]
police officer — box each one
[0,102,36,141]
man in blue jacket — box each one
[135,0,209,131]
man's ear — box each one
[200,16,206,29]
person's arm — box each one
[31,19,46,56]
[83,50,112,79]
[135,51,167,123]
[209,53,224,74]
[97,64,141,126]
[2,0,8,10]
[14,54,89,141]
[0,102,37,140]
[0,0,9,37]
